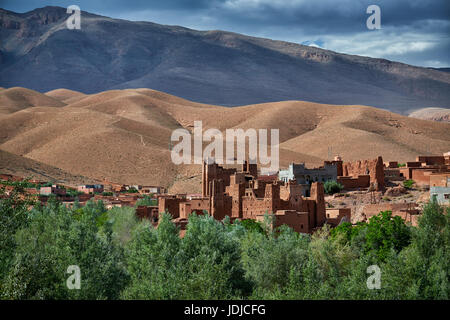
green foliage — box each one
[66,189,83,197]
[397,163,406,167]
[180,214,251,298]
[1,200,128,299]
[121,213,181,299]
[324,180,344,195]
[125,188,138,194]
[0,181,36,295]
[102,192,114,196]
[135,195,157,207]
[330,221,363,243]
[331,211,411,262]
[107,206,140,246]
[363,211,412,261]
[407,200,449,299]
[123,213,251,299]
[0,181,448,300]
[403,179,415,189]
[1,178,41,189]
[238,219,264,234]
[240,226,310,298]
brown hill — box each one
[0,87,65,114]
[0,149,95,186]
[1,87,449,193]
[45,88,87,104]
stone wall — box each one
[342,156,384,190]
[430,174,450,187]
[337,175,370,189]
[417,156,445,166]
[326,208,351,227]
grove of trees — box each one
[0,181,448,299]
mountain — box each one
[0,6,449,114]
[409,107,450,122]
[430,68,450,73]
[0,87,449,193]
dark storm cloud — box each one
[1,0,449,67]
[3,0,448,28]
[1,0,220,13]
[209,0,450,34]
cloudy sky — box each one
[2,0,449,67]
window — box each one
[445,194,450,199]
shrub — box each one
[135,195,157,207]
[324,180,344,195]
[238,219,265,234]
[66,189,83,197]
[403,179,415,189]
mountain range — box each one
[1,6,450,114]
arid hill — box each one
[45,88,87,104]
[1,6,449,114]
[0,87,65,114]
[0,87,449,193]
[0,149,95,186]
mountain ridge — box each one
[1,6,449,114]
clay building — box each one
[159,160,328,234]
[430,174,450,206]
[77,184,104,194]
[278,156,386,192]
[256,210,310,233]
[398,153,450,186]
[278,161,338,196]
[383,161,403,181]
[338,156,385,190]
[417,156,445,166]
[130,185,166,195]
[325,208,351,227]
[445,152,450,166]
[136,205,159,225]
[40,185,66,196]
[362,203,420,226]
